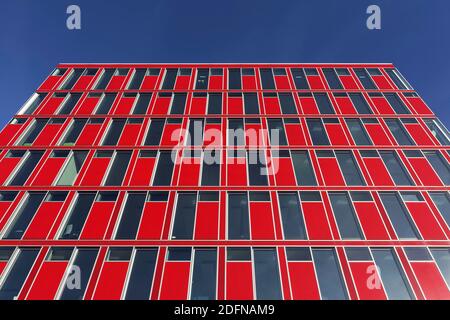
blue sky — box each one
[0,0,449,128]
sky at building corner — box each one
[0,0,449,128]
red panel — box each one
[27,262,68,300]
[363,158,394,186]
[250,202,275,240]
[31,158,66,186]
[161,123,182,146]
[335,96,357,114]
[0,261,6,276]
[299,97,319,114]
[227,97,244,115]
[159,262,190,300]
[227,160,247,186]
[0,157,22,185]
[194,202,219,240]
[152,96,171,115]
[37,96,64,115]
[76,124,101,146]
[190,96,207,115]
[406,97,433,115]
[209,76,223,90]
[23,202,63,239]
[174,76,190,90]
[339,75,359,90]
[141,76,158,90]
[285,123,306,145]
[79,158,110,186]
[75,96,100,115]
[242,76,257,90]
[302,202,333,240]
[349,262,387,300]
[408,158,443,186]
[117,124,141,146]
[404,124,434,145]
[106,76,126,90]
[178,161,200,186]
[288,262,320,300]
[274,76,290,89]
[411,262,450,300]
[73,76,94,90]
[129,157,155,186]
[137,202,167,240]
[371,75,393,90]
[93,262,129,300]
[274,157,296,186]
[307,76,325,89]
[226,262,254,300]
[371,97,395,114]
[114,96,135,115]
[318,158,345,186]
[0,202,12,223]
[38,76,60,91]
[365,124,392,145]
[353,202,390,240]
[325,124,349,145]
[80,202,115,240]
[33,124,62,146]
[263,97,281,115]
[0,124,23,145]
[405,202,446,240]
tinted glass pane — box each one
[260,68,275,89]
[22,93,47,115]
[312,249,348,300]
[103,119,125,146]
[144,119,164,146]
[60,68,83,90]
[267,119,287,146]
[172,193,196,240]
[161,68,177,89]
[253,249,282,300]
[95,93,116,114]
[279,193,307,239]
[424,151,450,185]
[170,93,187,115]
[104,151,132,186]
[228,193,249,239]
[279,93,297,114]
[128,68,146,89]
[247,151,268,186]
[207,93,222,114]
[59,93,82,115]
[152,152,174,186]
[62,119,87,145]
[291,68,309,89]
[424,119,450,145]
[385,119,414,145]
[190,249,217,300]
[306,119,330,145]
[429,192,450,227]
[188,119,204,146]
[201,150,220,186]
[19,119,47,145]
[244,93,259,114]
[9,151,44,186]
[323,68,343,89]
[314,93,335,114]
[335,151,365,186]
[430,249,450,287]
[380,151,413,185]
[94,68,114,90]
[228,119,244,146]
[354,68,376,89]
[133,93,152,115]
[385,69,412,90]
[124,249,158,300]
[195,68,209,90]
[115,193,146,239]
[380,193,420,239]
[346,119,372,145]
[291,151,317,185]
[228,68,241,89]
[329,193,363,239]
[60,193,96,239]
[385,93,410,114]
[348,93,372,114]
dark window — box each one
[404,247,432,261]
[307,119,330,145]
[115,193,146,239]
[253,248,282,300]
[323,68,343,89]
[59,248,99,300]
[201,150,220,186]
[380,193,420,239]
[329,193,363,239]
[128,68,146,89]
[247,151,268,186]
[244,93,259,114]
[227,248,251,261]
[144,119,164,146]
[171,193,197,240]
[385,69,412,90]
[348,93,372,114]
[168,247,192,261]
[279,93,297,114]
[161,68,177,90]
[22,93,47,115]
[196,68,209,90]
[9,151,44,186]
[430,249,450,287]
[291,68,309,89]
[153,151,174,186]
[170,93,187,115]
[228,193,249,240]
[60,193,96,239]
[346,119,372,145]
[104,151,132,186]
[354,68,376,89]
[424,151,450,185]
[228,119,244,146]
[291,151,317,185]
[312,249,348,300]
[335,151,365,186]
[384,93,410,114]
[429,192,450,227]
[260,68,275,89]
[208,93,222,114]
[380,151,413,185]
[59,93,82,115]
[124,248,158,300]
[187,119,204,146]
[267,119,287,146]
[133,93,152,115]
[228,68,241,89]
[103,119,126,146]
[60,68,84,90]
[19,119,47,146]
[94,68,114,90]
[62,119,87,145]
[278,193,307,239]
[345,247,372,261]
[314,93,335,114]
[286,248,312,261]
[190,249,217,300]
[424,119,450,145]
[95,93,116,114]
[385,119,414,145]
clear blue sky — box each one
[1,0,449,128]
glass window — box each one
[424,151,450,185]
[61,119,87,145]
[278,193,307,239]
[56,151,88,186]
[379,193,420,239]
[306,119,330,145]
[312,248,348,300]
[152,151,174,186]
[190,249,217,300]
[430,249,450,287]
[201,150,220,186]
[60,68,84,90]
[291,68,309,89]
[354,68,376,89]
[323,68,343,89]
[168,247,192,261]
[195,68,209,90]
[228,68,241,89]
[348,93,372,114]
[104,151,132,186]
[267,119,287,146]
[58,93,82,115]
[279,93,297,114]
[329,193,363,239]
[385,69,412,90]
[144,119,164,146]
[133,93,152,115]
[124,248,158,300]
[208,93,222,115]
[244,93,259,115]
[161,68,177,90]
[115,193,146,240]
[371,248,414,300]
[187,119,204,146]
[260,68,275,90]
[94,68,114,90]
[253,248,282,300]
[384,93,410,114]
[60,192,96,239]
[59,248,99,300]
[404,247,432,261]
[228,119,244,146]
[107,247,133,261]
[128,68,146,90]
[0,248,39,300]
[171,193,197,240]
[21,93,47,115]
[313,93,335,114]
[18,119,48,146]
[286,247,312,261]
[385,119,414,145]
[291,151,317,185]
[95,93,116,115]
[8,151,44,186]
[380,151,413,185]
[345,247,372,261]
[170,93,187,115]
[247,150,268,186]
[3,193,46,239]
[345,119,372,145]
[423,119,449,145]
[335,151,365,186]
[429,192,450,227]
[228,193,249,240]
[103,119,125,146]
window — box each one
[94,68,114,90]
[18,119,48,146]
[371,248,414,299]
[20,93,47,115]
[201,149,220,186]
[60,192,96,239]
[278,193,307,239]
[152,151,174,186]
[3,192,46,239]
[195,68,209,90]
[291,151,317,185]
[354,68,376,89]
[59,68,84,90]
[8,151,44,186]
[0,248,39,300]
[58,93,82,115]
[228,193,249,239]
[260,68,275,89]
[380,151,413,185]
[348,93,372,114]
[104,151,132,186]
[171,193,197,240]
[61,119,87,145]
[170,93,187,115]
[335,151,365,186]
[228,68,241,89]
[95,93,116,114]
[59,248,99,300]
[429,192,450,227]
[253,248,282,300]
[56,151,88,186]
[313,93,335,114]
[430,249,450,287]
[385,119,414,145]
[423,119,449,145]
[423,151,450,185]
[323,68,343,89]
[279,93,297,114]
[380,193,420,239]
[291,68,309,89]
[312,248,348,300]
[115,193,146,239]
[385,68,412,90]
[247,150,268,186]
[244,93,259,114]
[144,119,164,146]
[345,119,372,145]
[161,68,177,90]
[128,68,146,89]
[329,192,363,239]
[228,119,244,146]
[267,119,288,146]
[187,119,204,146]
[190,249,217,300]
[133,93,152,114]
[384,93,410,114]
[124,248,158,300]
[307,119,330,145]
[208,93,222,114]
[103,119,126,146]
